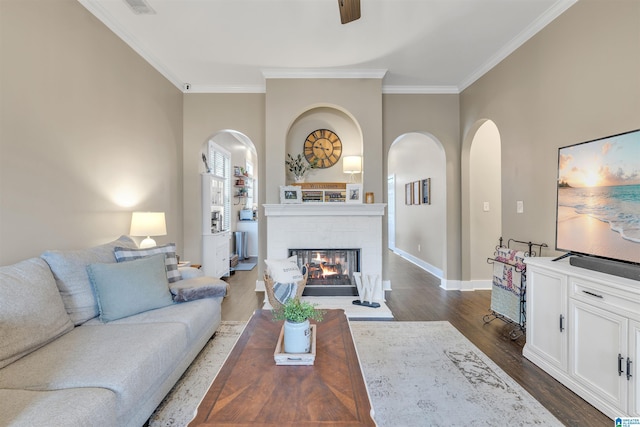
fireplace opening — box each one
[288,248,360,296]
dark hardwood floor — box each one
[220,251,611,427]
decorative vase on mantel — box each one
[286,153,316,185]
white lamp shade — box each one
[343,156,362,174]
[130,212,167,238]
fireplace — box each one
[289,248,361,296]
[263,203,387,301]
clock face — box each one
[303,129,342,168]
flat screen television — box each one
[555,129,640,265]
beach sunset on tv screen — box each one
[556,129,640,264]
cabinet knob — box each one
[559,314,565,332]
[627,358,633,381]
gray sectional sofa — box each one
[0,236,227,427]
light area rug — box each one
[263,296,394,319]
[150,320,561,427]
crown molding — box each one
[183,84,266,94]
[382,85,460,95]
[184,82,460,95]
[262,69,388,80]
[458,0,577,92]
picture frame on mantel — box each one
[280,185,302,204]
[346,184,363,203]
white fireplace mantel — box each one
[262,202,389,299]
[264,203,386,217]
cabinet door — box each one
[525,267,568,371]
[215,236,230,278]
[570,299,627,413]
[202,235,217,277]
[628,320,640,416]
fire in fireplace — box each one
[289,248,361,296]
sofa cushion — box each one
[114,243,181,283]
[0,387,117,427]
[83,297,222,343]
[87,253,173,322]
[0,322,188,426]
[0,257,74,369]
[40,235,137,325]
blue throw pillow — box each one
[87,253,173,322]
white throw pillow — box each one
[265,255,303,283]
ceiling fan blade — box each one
[338,0,361,24]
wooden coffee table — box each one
[188,309,376,427]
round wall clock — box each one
[303,129,342,169]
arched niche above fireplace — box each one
[285,106,363,184]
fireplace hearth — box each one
[289,248,360,296]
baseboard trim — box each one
[463,280,492,291]
[392,249,443,278]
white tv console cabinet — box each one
[524,257,640,419]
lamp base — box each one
[139,237,157,249]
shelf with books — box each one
[293,182,347,203]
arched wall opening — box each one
[200,129,259,262]
[461,120,502,288]
[387,132,446,280]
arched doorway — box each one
[203,130,259,273]
[387,132,446,280]
[462,120,501,288]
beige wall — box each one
[460,0,640,263]
[382,94,461,281]
[0,0,183,265]
[265,78,384,203]
[182,94,265,264]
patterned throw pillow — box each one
[273,282,298,305]
[114,243,181,283]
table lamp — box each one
[130,212,167,248]
[343,156,362,183]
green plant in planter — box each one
[272,298,325,323]
[285,153,317,181]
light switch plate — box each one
[517,200,524,213]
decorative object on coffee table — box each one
[272,297,324,354]
[264,270,307,310]
[274,323,317,365]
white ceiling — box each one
[79,0,576,94]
